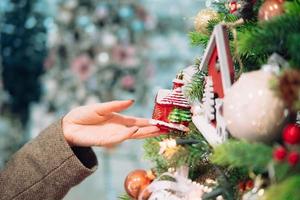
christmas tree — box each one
[0,0,48,167]
[0,0,47,124]
[122,0,300,199]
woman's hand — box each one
[62,100,162,147]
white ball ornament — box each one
[223,70,286,142]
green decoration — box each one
[211,140,273,172]
[168,108,192,123]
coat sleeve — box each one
[0,120,98,200]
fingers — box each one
[103,126,140,145]
[92,100,135,116]
[130,126,166,139]
[131,132,165,139]
[110,113,151,127]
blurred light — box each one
[102,32,117,48]
[77,15,90,27]
[131,20,144,32]
[43,17,54,29]
[86,24,96,34]
[97,52,110,64]
[2,24,15,34]
[118,6,133,19]
[25,16,37,29]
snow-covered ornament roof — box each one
[157,73,191,109]
[159,87,190,108]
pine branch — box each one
[143,124,211,175]
[211,140,272,171]
[237,12,300,69]
[264,175,300,200]
[284,0,300,14]
[184,71,206,101]
[188,31,210,47]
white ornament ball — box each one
[223,70,286,142]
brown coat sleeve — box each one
[0,120,98,200]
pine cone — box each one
[278,69,300,111]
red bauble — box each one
[273,146,287,161]
[124,169,152,199]
[288,151,300,166]
[283,123,300,145]
[245,180,254,190]
[238,181,246,191]
[258,0,284,21]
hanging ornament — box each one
[258,0,284,21]
[283,123,300,145]
[191,24,234,147]
[223,70,286,142]
[124,169,153,200]
[194,8,219,34]
[142,166,215,200]
[287,151,300,166]
[241,176,266,200]
[228,0,255,20]
[151,72,192,133]
[273,146,287,162]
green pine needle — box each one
[264,175,300,200]
[188,31,210,47]
[237,10,300,69]
[184,71,206,101]
[211,140,272,171]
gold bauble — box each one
[258,0,285,21]
[194,8,219,34]
[124,169,152,199]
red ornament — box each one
[238,181,246,191]
[229,1,238,13]
[152,73,191,132]
[258,0,284,21]
[273,146,287,161]
[124,169,152,199]
[283,123,300,145]
[288,151,300,167]
[245,180,254,190]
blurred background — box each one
[0,0,204,199]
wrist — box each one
[62,116,75,147]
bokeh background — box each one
[0,0,205,199]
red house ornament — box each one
[151,73,192,133]
[192,24,235,146]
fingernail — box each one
[129,99,135,103]
[149,119,157,125]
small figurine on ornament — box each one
[151,72,192,133]
[227,0,255,20]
